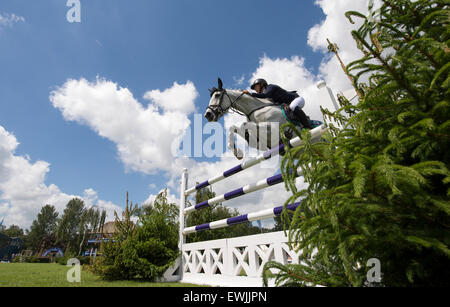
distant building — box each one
[84,221,116,257]
[102,221,116,235]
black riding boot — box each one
[293,107,312,129]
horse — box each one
[204,78,321,160]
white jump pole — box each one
[317,80,340,112]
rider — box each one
[242,78,311,128]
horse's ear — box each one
[218,78,223,90]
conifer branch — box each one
[327,38,364,100]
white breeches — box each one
[289,96,305,111]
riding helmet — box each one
[251,78,268,90]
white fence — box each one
[160,231,302,287]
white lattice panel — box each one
[163,231,302,287]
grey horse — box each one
[204,78,320,159]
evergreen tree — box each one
[93,190,179,281]
[113,192,139,242]
[27,205,59,253]
[91,193,139,280]
[56,198,85,255]
[264,0,449,287]
[139,189,178,224]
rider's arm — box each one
[251,85,275,99]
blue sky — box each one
[0,0,368,228]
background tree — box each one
[77,207,107,256]
[114,192,138,241]
[56,198,85,255]
[264,0,449,287]
[130,189,179,279]
[272,215,290,232]
[1,224,24,238]
[93,190,179,281]
[27,205,59,253]
[139,189,178,223]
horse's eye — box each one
[215,93,221,98]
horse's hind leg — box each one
[244,122,281,152]
[257,122,285,151]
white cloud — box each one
[50,77,197,175]
[307,0,381,91]
[143,188,179,207]
[249,55,327,121]
[0,13,25,29]
[0,125,121,229]
[232,74,246,87]
[143,81,198,114]
[82,188,122,220]
[249,55,317,91]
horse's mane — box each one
[225,89,275,105]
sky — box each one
[0,0,375,229]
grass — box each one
[0,263,203,287]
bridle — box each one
[207,89,246,120]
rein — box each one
[226,91,246,117]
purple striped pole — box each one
[184,124,328,196]
[183,169,302,215]
[182,203,300,235]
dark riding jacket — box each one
[251,84,299,105]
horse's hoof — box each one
[234,149,244,160]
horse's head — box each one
[204,78,232,122]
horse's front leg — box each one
[227,125,244,160]
[228,122,258,160]
[238,122,261,155]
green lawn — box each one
[0,263,202,287]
